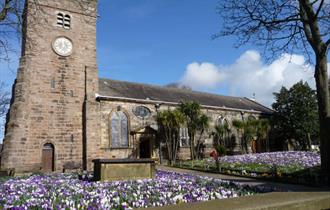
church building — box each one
[0,0,272,173]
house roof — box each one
[98,78,272,114]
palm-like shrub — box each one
[157,109,185,165]
[232,118,269,154]
[179,101,209,160]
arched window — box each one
[132,106,151,118]
[217,116,230,129]
[216,116,231,148]
[248,115,256,121]
[56,12,71,29]
[180,127,190,147]
[110,111,129,148]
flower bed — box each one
[175,151,322,184]
[218,151,320,168]
[0,170,271,209]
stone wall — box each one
[97,98,265,161]
[1,0,98,172]
[0,0,269,173]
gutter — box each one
[95,94,272,115]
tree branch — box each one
[300,4,315,48]
[0,0,12,21]
[245,6,300,26]
[300,0,326,54]
[315,0,324,18]
[326,39,330,47]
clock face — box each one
[52,37,73,56]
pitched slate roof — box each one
[98,78,272,114]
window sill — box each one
[101,147,133,150]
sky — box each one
[0,0,329,140]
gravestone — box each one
[93,159,155,181]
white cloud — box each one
[180,50,321,107]
[180,62,224,89]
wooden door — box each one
[139,139,151,158]
[42,143,54,172]
[251,140,257,153]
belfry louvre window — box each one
[64,15,71,29]
[56,12,71,29]
[110,111,129,148]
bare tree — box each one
[0,0,24,62]
[0,82,10,118]
[0,0,95,62]
[215,0,330,174]
[0,0,22,140]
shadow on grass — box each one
[171,161,330,189]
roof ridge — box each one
[98,78,272,114]
[243,97,273,112]
[99,77,245,101]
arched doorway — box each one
[42,143,54,172]
[131,125,157,159]
[139,138,151,158]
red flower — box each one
[210,150,218,160]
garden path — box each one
[157,165,330,192]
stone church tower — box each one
[1,0,99,172]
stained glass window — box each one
[248,115,256,121]
[180,127,190,147]
[218,116,229,128]
[110,111,128,147]
[217,116,231,147]
[132,106,151,118]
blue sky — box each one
[96,0,252,87]
[1,0,251,96]
[1,0,328,141]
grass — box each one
[0,176,11,184]
[173,151,325,186]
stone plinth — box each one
[93,159,155,181]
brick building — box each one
[0,0,272,173]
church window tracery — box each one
[217,116,230,128]
[248,115,256,121]
[110,111,129,148]
[132,106,151,118]
[216,116,232,148]
[179,127,190,147]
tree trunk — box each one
[299,0,330,176]
[189,133,195,160]
[315,54,330,175]
[173,132,179,162]
[165,129,172,165]
[196,130,204,159]
[307,132,311,151]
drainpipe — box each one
[155,103,162,164]
[82,66,88,170]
